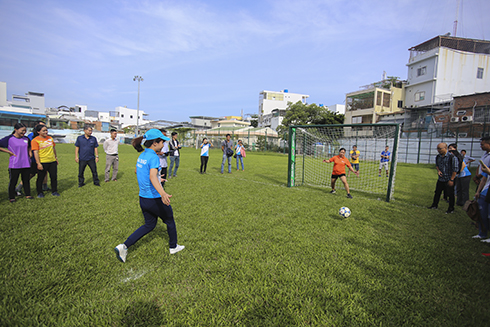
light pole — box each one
[133,75,143,136]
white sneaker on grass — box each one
[481,238,490,243]
[114,244,128,263]
[472,235,485,239]
[169,244,185,254]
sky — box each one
[1,0,489,123]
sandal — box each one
[25,196,34,200]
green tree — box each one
[277,101,344,135]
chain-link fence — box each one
[172,122,489,164]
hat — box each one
[143,129,170,141]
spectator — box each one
[348,145,360,177]
[323,148,359,199]
[75,126,100,187]
[235,139,245,171]
[0,123,33,202]
[103,129,119,182]
[114,129,185,263]
[428,143,458,214]
[168,132,181,178]
[379,145,390,177]
[221,134,234,174]
[157,129,169,188]
[474,162,490,241]
[200,138,213,174]
[448,144,470,206]
[473,137,490,191]
[31,125,60,198]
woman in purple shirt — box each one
[0,123,33,202]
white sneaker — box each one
[472,235,485,239]
[481,238,490,243]
[169,244,185,254]
[114,244,128,262]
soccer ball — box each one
[339,207,351,218]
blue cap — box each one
[143,129,170,141]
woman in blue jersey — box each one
[114,129,185,263]
[200,138,213,174]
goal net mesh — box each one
[288,124,400,200]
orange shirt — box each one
[31,136,56,163]
[329,155,351,175]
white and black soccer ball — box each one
[339,207,351,218]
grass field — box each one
[1,144,490,326]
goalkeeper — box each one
[323,148,359,199]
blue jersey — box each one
[380,151,390,163]
[200,143,211,156]
[136,148,161,198]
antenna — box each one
[453,0,460,37]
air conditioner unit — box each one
[450,117,459,122]
[462,116,473,122]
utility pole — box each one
[133,75,143,136]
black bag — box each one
[226,148,234,157]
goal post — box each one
[287,123,401,202]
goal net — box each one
[287,124,401,201]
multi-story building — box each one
[344,79,406,124]
[190,116,220,129]
[110,106,150,128]
[258,89,309,129]
[405,35,490,108]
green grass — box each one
[1,145,489,326]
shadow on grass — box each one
[255,174,287,187]
[122,300,165,326]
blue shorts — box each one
[351,163,359,171]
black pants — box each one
[78,159,100,186]
[160,167,167,189]
[200,156,209,173]
[37,162,58,195]
[9,168,31,199]
[431,180,455,211]
[456,175,471,206]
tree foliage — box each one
[277,101,345,134]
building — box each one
[405,35,490,108]
[258,89,309,128]
[344,78,406,124]
[0,81,46,127]
[189,116,220,129]
[110,106,150,128]
[327,104,345,115]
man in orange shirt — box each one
[323,148,359,198]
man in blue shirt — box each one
[428,143,459,214]
[379,146,390,177]
[75,126,100,187]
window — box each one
[397,100,403,108]
[352,116,362,124]
[457,110,466,116]
[130,115,133,119]
[415,91,425,102]
[417,66,427,77]
[477,67,484,79]
[121,114,124,118]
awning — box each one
[0,110,46,119]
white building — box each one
[111,106,150,128]
[405,35,490,108]
[327,104,345,115]
[190,116,219,129]
[0,81,46,115]
[258,89,309,129]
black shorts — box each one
[30,161,38,175]
[331,174,346,179]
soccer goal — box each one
[287,123,401,201]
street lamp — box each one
[133,75,143,136]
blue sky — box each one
[1,0,489,122]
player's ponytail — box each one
[132,136,145,152]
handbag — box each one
[463,200,480,222]
[226,148,234,157]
